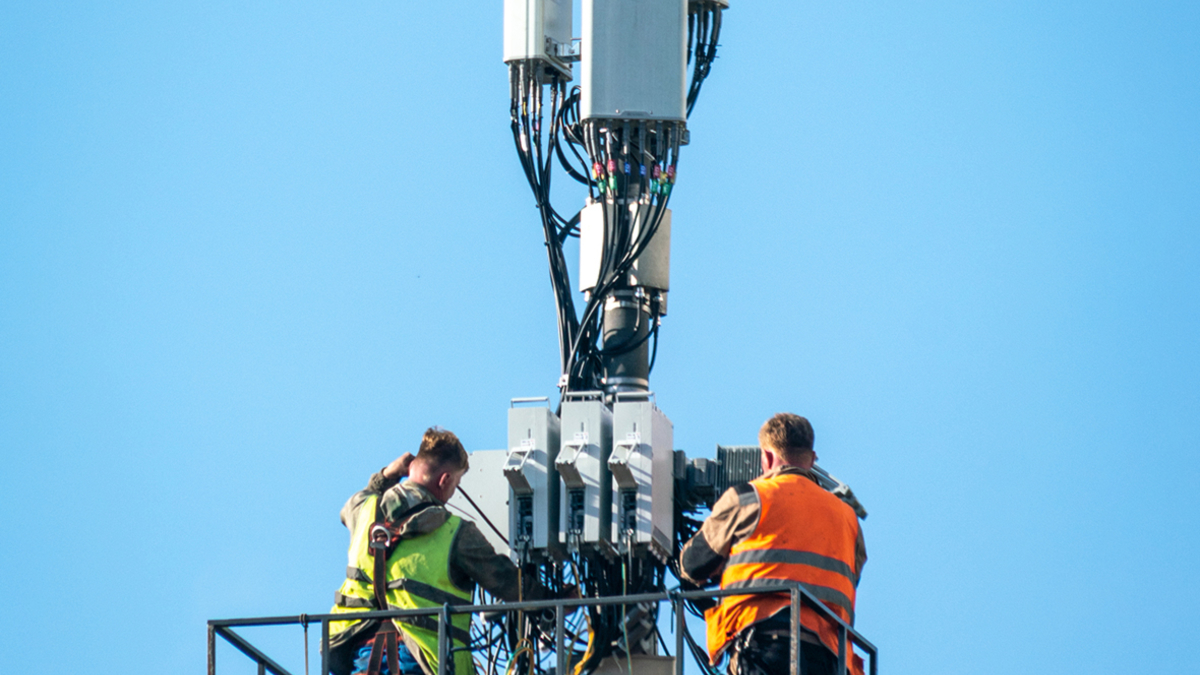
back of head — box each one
[758,413,815,465]
[417,427,469,475]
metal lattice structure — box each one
[208,585,877,675]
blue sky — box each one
[2,2,1197,674]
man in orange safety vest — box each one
[679,413,867,675]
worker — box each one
[327,427,550,675]
[679,413,867,675]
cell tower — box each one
[485,1,729,671]
[208,5,876,674]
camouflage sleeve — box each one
[340,469,399,531]
[679,483,761,586]
[450,521,548,602]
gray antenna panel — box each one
[714,445,762,496]
[581,0,687,121]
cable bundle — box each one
[509,63,583,381]
[687,1,724,117]
[507,0,723,400]
[563,119,680,394]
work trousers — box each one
[729,614,838,675]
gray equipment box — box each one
[556,394,613,547]
[504,0,573,76]
[578,202,671,292]
[505,402,562,560]
[581,0,687,121]
[448,449,511,557]
[715,445,868,519]
[714,445,763,497]
[609,397,674,558]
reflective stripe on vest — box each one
[329,494,476,674]
[705,473,862,675]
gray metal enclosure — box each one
[581,0,687,121]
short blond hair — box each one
[758,413,815,464]
[417,427,469,473]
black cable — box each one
[458,489,509,547]
[511,68,578,378]
[557,209,582,243]
[687,7,697,65]
[687,5,723,117]
[684,626,721,675]
[647,322,661,374]
[555,90,592,186]
[599,311,656,357]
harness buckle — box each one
[369,523,393,551]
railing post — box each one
[556,601,568,675]
[790,585,802,675]
[258,662,266,675]
[673,591,684,675]
[438,603,451,675]
[208,623,216,675]
[837,624,847,675]
[321,620,330,675]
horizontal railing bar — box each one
[210,592,671,627]
[214,626,295,675]
[211,615,319,628]
[675,585,878,654]
[210,585,875,655]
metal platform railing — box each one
[208,584,877,675]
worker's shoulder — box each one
[380,486,461,535]
[801,481,860,524]
[714,481,760,510]
[764,471,855,514]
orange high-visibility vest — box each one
[705,472,863,674]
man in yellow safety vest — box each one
[327,427,548,675]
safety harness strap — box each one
[363,496,443,675]
[389,613,473,646]
[365,497,393,675]
[366,623,402,675]
[386,630,401,675]
[365,624,404,675]
[334,592,375,609]
[366,630,385,675]
[386,578,470,608]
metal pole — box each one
[556,602,568,675]
[673,592,685,675]
[321,620,330,675]
[837,625,847,675]
[215,626,296,675]
[600,290,653,395]
[207,619,217,672]
[790,586,802,675]
[259,663,266,675]
[437,603,450,675]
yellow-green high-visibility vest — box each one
[330,494,476,675]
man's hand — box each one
[383,453,416,480]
